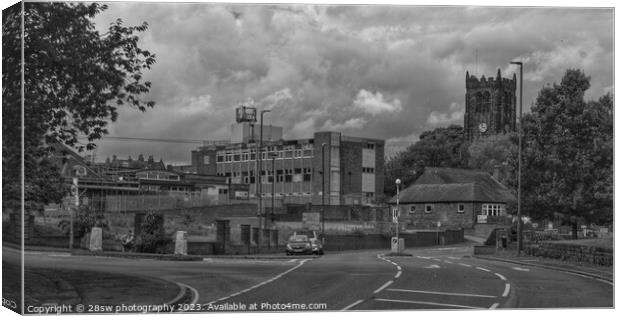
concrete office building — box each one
[191,109,385,206]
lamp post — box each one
[258,110,270,229]
[395,178,401,254]
[270,153,276,224]
[321,143,327,238]
[510,61,523,256]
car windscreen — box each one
[288,235,308,242]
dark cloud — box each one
[87,3,612,165]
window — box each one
[409,206,416,214]
[218,188,228,195]
[364,192,374,198]
[364,143,375,150]
[482,204,504,216]
[458,204,465,213]
[303,174,312,181]
[362,167,375,173]
[425,204,433,213]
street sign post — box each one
[392,207,399,223]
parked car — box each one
[286,234,312,255]
[286,231,325,255]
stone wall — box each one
[524,241,613,266]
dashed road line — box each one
[502,283,511,297]
[395,271,402,279]
[494,273,507,281]
[476,267,491,272]
[396,266,401,271]
[375,298,479,309]
[443,260,454,264]
[341,299,364,311]
[387,288,496,298]
[458,263,472,268]
[373,280,394,294]
[512,267,530,272]
[490,303,500,309]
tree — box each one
[2,3,156,213]
[521,69,613,236]
[385,125,467,197]
[467,133,518,188]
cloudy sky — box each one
[84,1,613,165]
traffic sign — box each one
[392,207,399,223]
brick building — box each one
[464,69,517,141]
[190,111,385,206]
[389,167,514,229]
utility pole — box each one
[510,61,524,256]
[258,110,270,230]
[321,143,326,238]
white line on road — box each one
[374,298,480,309]
[490,303,499,309]
[341,299,364,311]
[173,282,199,309]
[476,267,491,272]
[443,260,454,264]
[448,256,460,260]
[373,280,394,294]
[494,273,507,281]
[397,266,401,271]
[387,288,496,298]
[458,263,472,268]
[205,258,310,305]
[395,271,402,279]
[512,267,530,272]
[502,283,511,297]
[432,258,442,262]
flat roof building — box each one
[191,109,385,206]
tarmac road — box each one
[3,243,613,312]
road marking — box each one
[396,266,401,271]
[341,299,364,311]
[476,267,491,272]
[48,253,71,257]
[432,258,442,262]
[425,264,441,269]
[512,267,530,272]
[443,260,454,264]
[490,303,499,309]
[502,283,510,297]
[435,247,458,250]
[387,288,496,298]
[288,259,298,263]
[494,273,507,281]
[458,263,472,268]
[173,282,199,310]
[448,256,460,260]
[373,280,394,294]
[205,258,310,305]
[395,271,402,279]
[375,298,479,309]
[202,258,213,262]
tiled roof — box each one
[389,167,515,204]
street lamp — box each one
[510,61,523,256]
[270,152,277,224]
[395,178,401,254]
[321,143,327,238]
[258,109,270,229]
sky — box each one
[79,1,614,165]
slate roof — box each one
[389,167,515,204]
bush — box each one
[135,212,170,253]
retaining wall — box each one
[524,241,613,266]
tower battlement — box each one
[464,68,517,141]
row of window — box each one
[363,143,376,150]
[217,168,312,178]
[362,167,375,173]
[407,203,504,214]
[216,149,314,163]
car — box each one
[285,231,324,256]
[285,234,312,255]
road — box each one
[4,243,613,311]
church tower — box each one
[464,69,517,141]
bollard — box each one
[174,231,188,255]
[89,227,103,252]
